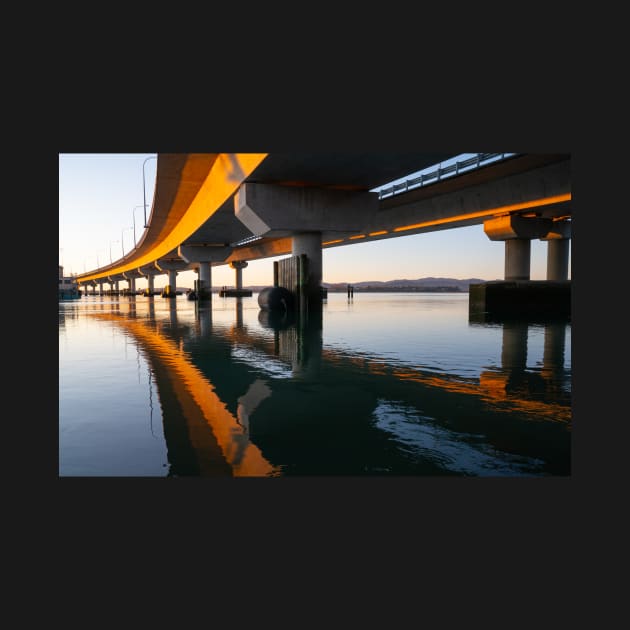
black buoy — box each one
[258,286,295,311]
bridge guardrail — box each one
[377,153,519,199]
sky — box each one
[58,153,570,289]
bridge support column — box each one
[484,215,552,281]
[179,245,233,301]
[546,239,570,281]
[504,239,531,281]
[168,270,178,295]
[138,267,160,296]
[292,231,323,312]
[155,259,190,298]
[230,260,248,290]
[123,271,142,295]
[541,219,571,281]
[233,182,375,310]
[469,214,570,320]
[197,261,212,299]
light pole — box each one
[142,155,157,228]
[122,227,133,256]
[132,205,144,246]
[110,240,119,264]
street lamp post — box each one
[142,155,157,228]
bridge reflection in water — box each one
[70,294,570,477]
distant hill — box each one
[227,278,491,293]
[323,277,489,292]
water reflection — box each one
[476,320,570,422]
[258,309,323,379]
[87,307,280,477]
[64,296,570,476]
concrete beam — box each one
[155,259,190,272]
[235,183,379,236]
[541,219,571,240]
[484,215,553,241]
[178,244,232,264]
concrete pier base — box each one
[469,280,571,321]
[219,288,253,297]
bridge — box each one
[74,152,571,315]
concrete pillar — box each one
[230,260,248,289]
[505,239,531,281]
[198,261,212,299]
[546,239,570,281]
[128,277,136,293]
[168,270,178,294]
[292,231,322,311]
[155,259,189,297]
[138,266,160,296]
[484,215,552,282]
[178,244,231,300]
[542,221,571,281]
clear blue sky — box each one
[58,153,569,288]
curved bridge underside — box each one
[75,152,570,284]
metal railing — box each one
[376,153,519,199]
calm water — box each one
[58,292,571,477]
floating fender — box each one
[258,286,295,311]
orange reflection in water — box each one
[322,351,570,425]
[89,312,281,477]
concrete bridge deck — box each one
[75,153,570,281]
[74,152,570,316]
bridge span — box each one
[75,152,571,314]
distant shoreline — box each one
[325,286,465,293]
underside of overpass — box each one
[75,152,570,286]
